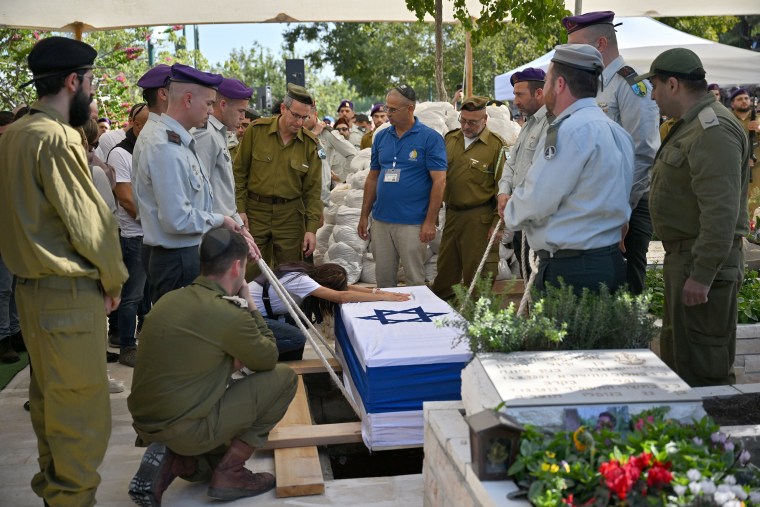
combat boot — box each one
[128,442,196,507]
[207,438,275,500]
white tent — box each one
[0,0,758,31]
[495,17,760,100]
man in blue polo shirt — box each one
[358,85,447,287]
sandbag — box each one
[335,205,362,228]
[347,168,369,191]
[330,225,368,254]
[349,148,372,173]
[324,241,362,284]
[329,183,351,205]
[323,202,340,225]
[316,224,334,253]
[486,104,521,147]
[344,188,365,209]
[359,254,377,284]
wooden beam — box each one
[73,22,83,41]
[464,29,473,97]
[273,376,325,497]
[264,422,362,449]
[282,358,342,375]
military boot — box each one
[128,442,196,507]
[207,438,275,500]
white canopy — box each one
[494,17,760,100]
[1,0,758,31]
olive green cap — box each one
[286,83,314,105]
[460,96,490,111]
[634,48,706,83]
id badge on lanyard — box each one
[384,168,400,183]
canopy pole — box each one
[73,22,83,41]
[575,0,582,15]
[464,28,473,97]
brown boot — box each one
[128,442,196,506]
[207,439,275,501]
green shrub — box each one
[644,266,665,318]
[446,277,658,354]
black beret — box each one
[27,36,97,79]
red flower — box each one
[599,460,635,500]
[646,464,673,488]
[631,452,652,470]
[172,24,184,31]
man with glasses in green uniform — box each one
[234,83,322,278]
[0,36,128,507]
[432,96,506,300]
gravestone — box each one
[461,349,705,429]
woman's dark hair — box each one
[255,262,348,321]
[81,118,100,148]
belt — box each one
[661,235,742,254]
[535,243,618,260]
[446,200,493,212]
[247,191,299,205]
[16,275,99,291]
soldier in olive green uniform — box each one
[431,96,506,300]
[234,84,322,279]
[636,49,750,387]
[0,37,128,507]
[128,229,297,505]
[728,89,760,204]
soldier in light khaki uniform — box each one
[234,83,322,279]
[432,96,506,300]
[0,37,128,507]
[636,49,750,387]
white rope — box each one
[459,217,503,313]
[257,259,361,417]
[517,238,539,317]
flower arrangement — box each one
[508,409,760,506]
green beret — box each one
[287,83,314,105]
[27,36,97,80]
[460,96,490,111]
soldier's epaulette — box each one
[616,66,647,98]
[166,130,181,145]
[488,130,507,146]
[302,127,319,144]
[444,128,462,139]
[697,107,719,130]
[221,295,249,308]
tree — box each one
[0,29,45,110]
[283,22,551,101]
[656,16,739,42]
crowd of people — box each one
[0,8,758,506]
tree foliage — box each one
[283,21,552,101]
[656,16,739,42]
[404,0,569,46]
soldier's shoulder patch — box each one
[166,130,181,145]
[221,295,249,308]
[697,107,719,130]
[616,66,647,97]
[444,128,461,139]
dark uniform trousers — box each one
[432,204,499,301]
[660,238,743,387]
[145,245,200,303]
[535,244,626,296]
[624,195,654,295]
[137,364,297,482]
[16,276,110,507]
[245,197,306,280]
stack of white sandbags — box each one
[486,104,521,147]
[415,102,459,136]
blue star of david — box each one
[356,306,447,325]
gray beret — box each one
[551,44,604,74]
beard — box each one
[69,85,92,128]
[735,106,751,114]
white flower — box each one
[673,484,687,496]
[740,450,751,466]
[693,437,704,445]
[724,501,742,507]
[687,469,702,482]
[701,480,717,495]
[723,475,737,486]
[714,491,736,505]
[731,485,748,500]
[690,482,702,495]
[724,441,735,452]
[712,431,727,444]
[749,491,760,503]
[665,441,678,454]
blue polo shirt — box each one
[370,118,447,224]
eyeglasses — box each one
[78,73,99,91]
[383,104,412,115]
[458,115,484,127]
[335,127,349,132]
[285,103,310,122]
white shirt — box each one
[94,128,127,161]
[108,147,143,238]
[504,98,634,253]
[248,273,321,317]
[498,105,550,195]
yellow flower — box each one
[545,451,556,459]
[562,461,570,473]
[540,462,560,473]
[573,426,587,452]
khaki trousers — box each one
[16,276,110,507]
[246,198,306,280]
[370,219,428,288]
[660,240,743,387]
